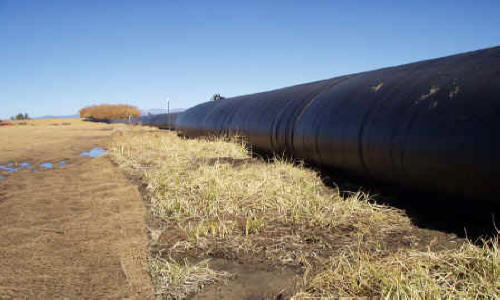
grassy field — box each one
[109,127,499,299]
[0,118,112,163]
[0,119,153,298]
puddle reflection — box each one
[0,162,32,173]
[1,146,106,177]
[40,162,53,170]
[80,147,107,158]
[0,165,16,172]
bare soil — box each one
[192,259,297,299]
[0,119,153,298]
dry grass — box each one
[297,239,499,298]
[109,127,499,299]
[0,120,153,298]
[149,258,231,299]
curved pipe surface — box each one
[135,112,181,130]
[159,47,500,202]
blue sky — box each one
[1,0,499,119]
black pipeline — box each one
[158,47,500,202]
[134,112,181,130]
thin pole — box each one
[167,98,171,129]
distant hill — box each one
[36,114,80,119]
[141,108,184,116]
[34,108,184,120]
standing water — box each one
[0,162,32,172]
[39,162,53,170]
[80,147,107,158]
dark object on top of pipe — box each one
[173,47,500,202]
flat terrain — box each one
[0,119,153,298]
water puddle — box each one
[80,147,107,158]
[0,162,32,173]
[0,165,16,172]
[192,258,297,299]
[1,146,105,178]
[40,162,53,170]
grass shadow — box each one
[316,166,499,241]
[249,148,498,241]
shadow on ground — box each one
[316,167,499,242]
[247,148,499,241]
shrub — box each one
[10,113,29,120]
[79,104,141,120]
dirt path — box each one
[0,120,153,298]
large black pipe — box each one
[135,112,181,130]
[156,47,500,202]
[109,112,182,129]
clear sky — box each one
[1,0,499,119]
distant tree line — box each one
[79,104,141,120]
[10,113,30,120]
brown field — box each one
[0,119,153,298]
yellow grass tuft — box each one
[148,258,231,299]
[298,238,499,298]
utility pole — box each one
[167,97,171,129]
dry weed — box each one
[109,127,499,299]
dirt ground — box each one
[0,119,153,298]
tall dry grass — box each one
[79,104,141,120]
[109,127,499,299]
